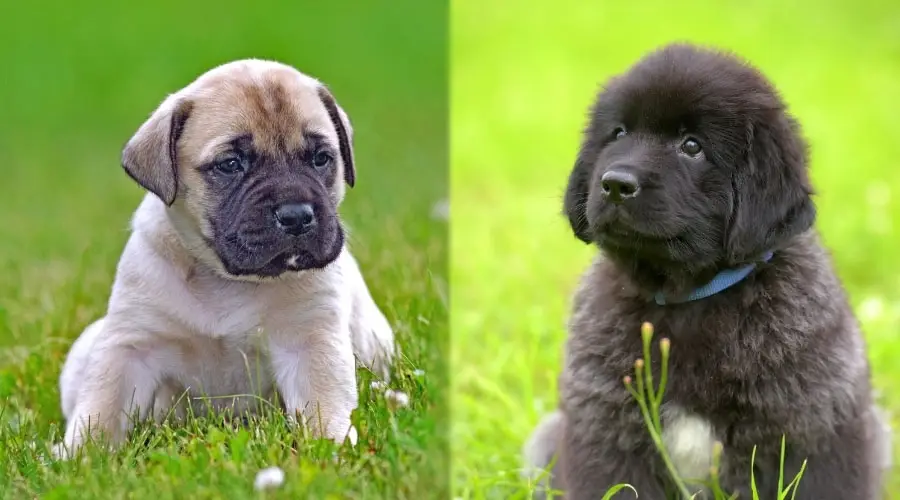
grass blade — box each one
[602,483,639,499]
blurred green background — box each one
[451,0,900,497]
[0,1,448,498]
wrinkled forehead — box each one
[180,68,337,161]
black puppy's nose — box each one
[600,170,641,202]
[274,203,317,235]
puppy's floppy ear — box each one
[121,96,193,206]
[317,86,356,188]
[563,144,595,244]
[725,113,816,262]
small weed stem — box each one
[626,323,694,499]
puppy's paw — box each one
[54,421,87,461]
[286,413,358,447]
[151,381,189,423]
[348,267,397,380]
[50,442,70,460]
[50,439,83,461]
[313,418,358,447]
[335,424,358,447]
[351,315,396,381]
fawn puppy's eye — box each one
[313,150,333,168]
[215,156,245,174]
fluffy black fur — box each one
[542,43,883,499]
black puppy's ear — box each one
[563,145,595,244]
[317,86,356,188]
[725,114,816,262]
[121,97,193,206]
[564,85,619,244]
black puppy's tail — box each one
[522,410,566,499]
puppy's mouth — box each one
[592,206,644,239]
[258,249,337,276]
[285,254,302,268]
[599,222,641,241]
[591,207,682,255]
[214,224,344,278]
[597,221,654,246]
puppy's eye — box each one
[612,127,627,140]
[681,138,702,156]
[215,156,245,174]
[312,150,333,168]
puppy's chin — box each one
[588,207,672,257]
[215,225,345,279]
[595,227,683,262]
[589,210,715,267]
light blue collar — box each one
[654,251,774,306]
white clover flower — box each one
[384,389,410,409]
[254,466,285,491]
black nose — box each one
[274,203,317,236]
[600,170,640,203]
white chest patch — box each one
[661,406,717,482]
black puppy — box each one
[523,44,888,499]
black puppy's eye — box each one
[215,156,245,174]
[612,127,627,140]
[312,150,333,168]
[681,138,702,156]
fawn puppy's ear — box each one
[317,86,356,188]
[121,96,193,205]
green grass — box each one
[451,1,900,498]
[0,1,448,498]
